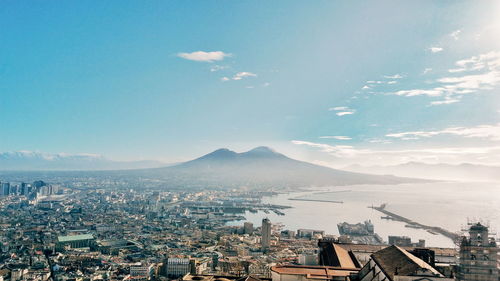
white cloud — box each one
[450,30,461,40]
[291,140,500,166]
[386,123,500,141]
[387,81,397,85]
[336,111,355,116]
[221,77,230,82]
[329,106,356,116]
[423,68,432,74]
[329,106,348,111]
[429,47,444,53]
[232,72,257,80]
[386,51,500,105]
[362,85,370,90]
[210,65,228,72]
[262,82,271,87]
[383,74,403,79]
[319,136,352,140]
[429,98,460,105]
[177,51,231,62]
[391,89,443,97]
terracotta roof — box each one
[332,243,357,268]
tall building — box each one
[244,222,254,235]
[1,182,10,196]
[261,218,271,252]
[457,222,499,281]
[20,182,28,195]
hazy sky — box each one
[1,1,500,167]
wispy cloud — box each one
[319,136,352,140]
[232,72,257,80]
[386,123,500,141]
[429,98,460,105]
[177,51,231,62]
[328,106,348,111]
[429,47,443,53]
[221,72,258,82]
[423,68,432,74]
[210,65,228,72]
[383,74,403,79]
[336,111,355,116]
[386,51,500,104]
[291,140,500,166]
[450,30,461,40]
[329,106,356,116]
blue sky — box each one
[1,1,500,166]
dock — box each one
[369,204,459,242]
[289,198,343,204]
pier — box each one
[289,198,343,204]
[369,204,459,242]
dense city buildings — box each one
[0,179,497,281]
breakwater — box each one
[369,204,459,242]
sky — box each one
[1,1,500,167]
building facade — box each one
[457,223,499,281]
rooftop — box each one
[371,245,442,281]
[271,265,359,279]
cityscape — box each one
[1,1,500,281]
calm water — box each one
[228,182,500,248]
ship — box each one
[338,220,374,236]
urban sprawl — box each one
[0,180,497,281]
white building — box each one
[130,264,154,280]
[165,258,192,278]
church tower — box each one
[457,223,498,281]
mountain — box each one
[344,162,500,182]
[135,146,425,188]
[0,151,166,171]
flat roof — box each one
[58,234,94,242]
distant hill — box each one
[0,151,166,171]
[134,146,425,188]
[344,162,500,182]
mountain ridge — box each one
[137,146,427,188]
[344,162,500,182]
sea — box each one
[227,181,500,248]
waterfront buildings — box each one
[388,236,425,248]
